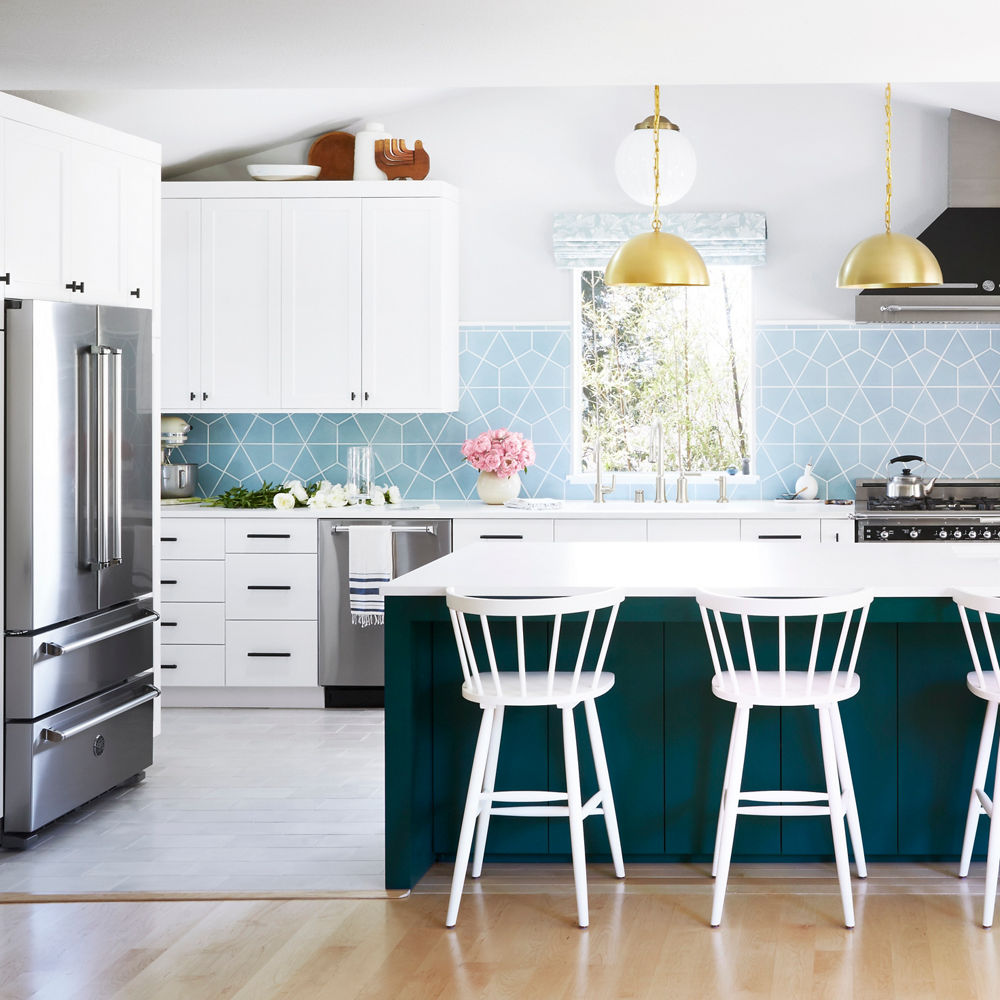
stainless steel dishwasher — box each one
[318,518,452,707]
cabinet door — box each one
[553,519,646,542]
[646,519,740,541]
[362,197,459,411]
[123,157,159,307]
[1,119,67,299]
[200,199,281,410]
[64,140,125,305]
[821,519,855,544]
[740,518,821,542]
[281,198,362,409]
[161,200,202,409]
[451,518,554,548]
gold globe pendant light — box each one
[837,84,943,289]
[605,85,709,287]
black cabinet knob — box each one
[202,392,208,401]
[0,272,9,284]
[189,391,196,401]
[364,391,369,402]
[130,288,141,298]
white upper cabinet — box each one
[160,182,459,413]
[200,199,283,410]
[281,198,362,410]
[0,102,160,308]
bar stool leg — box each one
[961,701,997,879]
[584,699,624,879]
[831,703,867,878]
[472,706,505,879]
[983,727,1000,928]
[563,706,590,927]
[818,705,855,928]
[711,705,750,927]
[712,709,741,878]
[446,706,495,928]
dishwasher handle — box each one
[330,524,437,535]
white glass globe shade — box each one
[614,127,697,207]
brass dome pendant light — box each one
[605,85,709,287]
[837,84,943,289]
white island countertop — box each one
[383,540,1000,599]
[161,499,851,520]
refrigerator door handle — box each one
[109,347,124,566]
[95,347,110,569]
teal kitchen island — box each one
[382,540,1000,890]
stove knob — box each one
[908,528,919,539]
[985,529,993,539]
[879,528,890,540]
[954,529,963,539]
[968,529,978,539]
[938,529,949,539]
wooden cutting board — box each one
[308,131,356,180]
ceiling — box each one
[7,0,1000,172]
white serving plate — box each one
[246,164,321,181]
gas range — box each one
[854,478,1000,541]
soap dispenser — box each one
[794,461,819,500]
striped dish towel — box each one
[349,525,393,627]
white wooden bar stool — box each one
[444,586,626,928]
[695,588,874,928]
[952,589,1000,928]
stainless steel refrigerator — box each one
[2,299,159,848]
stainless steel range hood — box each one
[857,110,1000,323]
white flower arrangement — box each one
[269,479,402,510]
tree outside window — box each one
[578,266,752,474]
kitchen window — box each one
[573,265,753,476]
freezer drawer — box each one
[3,673,158,836]
[4,598,157,720]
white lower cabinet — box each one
[822,520,856,544]
[225,553,318,620]
[225,621,318,687]
[452,518,554,548]
[553,519,646,542]
[159,646,226,687]
[646,519,741,541]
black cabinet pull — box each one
[162,579,178,585]
[161,536,178,542]
[364,391,369,401]
[161,622,178,627]
[0,272,9,284]
[758,534,802,540]
[130,287,141,298]
[481,534,524,540]
[247,652,291,658]
[189,391,196,401]
[351,391,356,401]
[202,392,208,401]
[65,281,84,293]
[247,585,292,591]
[78,281,85,293]
[162,664,178,669]
[246,533,291,539]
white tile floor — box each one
[0,707,385,895]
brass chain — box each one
[884,82,893,234]
[652,84,662,232]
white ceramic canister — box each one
[353,122,390,181]
[794,462,819,500]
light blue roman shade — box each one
[552,212,767,269]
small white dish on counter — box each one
[246,164,321,181]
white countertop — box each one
[161,499,852,520]
[382,540,1000,599]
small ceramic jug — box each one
[794,462,819,500]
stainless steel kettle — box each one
[886,455,937,500]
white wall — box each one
[175,84,951,323]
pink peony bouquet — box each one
[461,428,535,479]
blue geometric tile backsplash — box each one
[171,322,1000,502]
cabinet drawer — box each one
[159,603,225,645]
[553,519,646,542]
[159,560,225,602]
[452,518,554,549]
[225,553,318,620]
[821,520,856,544]
[740,518,821,542]
[226,621,318,687]
[646,519,740,542]
[225,518,317,554]
[160,518,225,560]
[159,645,226,686]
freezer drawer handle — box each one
[39,685,161,743]
[247,652,292,658]
[246,533,291,539]
[247,585,292,591]
[330,525,437,535]
[41,610,160,656]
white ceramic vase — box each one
[476,470,521,505]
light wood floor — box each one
[4,863,1000,999]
